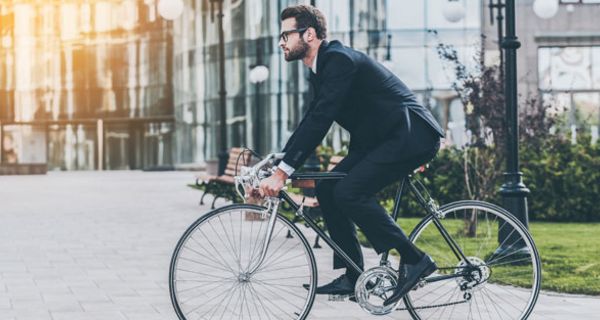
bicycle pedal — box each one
[328,294,356,302]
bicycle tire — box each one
[402,200,541,320]
[169,203,318,320]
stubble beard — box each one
[284,39,309,62]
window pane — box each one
[593,47,600,89]
[2,125,47,164]
[538,48,552,90]
[550,47,592,90]
[464,0,482,29]
[428,47,452,89]
[387,0,425,30]
[319,0,351,32]
[447,98,466,146]
[573,92,599,126]
[390,47,426,89]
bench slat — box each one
[327,155,344,171]
[287,193,319,208]
[291,180,316,189]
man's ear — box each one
[307,27,315,41]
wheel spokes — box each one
[171,207,315,319]
[405,203,540,320]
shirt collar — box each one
[311,51,318,74]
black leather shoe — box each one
[383,254,437,306]
[303,274,356,295]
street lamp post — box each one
[249,41,269,155]
[443,0,558,254]
[445,0,547,254]
[497,0,531,251]
[210,0,229,175]
[488,0,505,81]
[495,0,558,252]
[381,34,394,71]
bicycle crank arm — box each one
[328,294,357,302]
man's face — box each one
[279,18,309,62]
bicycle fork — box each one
[247,197,281,275]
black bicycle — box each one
[169,152,541,319]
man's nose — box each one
[278,39,285,48]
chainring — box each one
[354,266,399,315]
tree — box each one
[435,33,561,235]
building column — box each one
[97,119,103,171]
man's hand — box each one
[258,168,289,198]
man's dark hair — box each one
[280,5,327,40]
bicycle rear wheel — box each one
[169,204,317,320]
[402,200,541,320]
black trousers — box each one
[315,112,440,276]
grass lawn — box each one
[528,221,600,295]
[359,218,600,296]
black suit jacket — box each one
[282,40,444,170]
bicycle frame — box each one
[273,172,476,279]
[172,154,542,319]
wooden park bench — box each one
[195,147,253,209]
[195,150,345,248]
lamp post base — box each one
[499,171,530,228]
[498,171,530,256]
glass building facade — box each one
[0,0,174,170]
[173,0,482,165]
[1,0,483,170]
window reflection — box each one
[48,124,95,171]
[447,98,467,147]
[173,0,482,162]
[538,46,600,139]
[0,0,486,168]
[0,1,173,170]
[387,0,425,30]
[319,0,351,32]
[539,47,594,90]
[2,125,46,165]
[573,93,600,126]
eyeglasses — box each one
[279,27,308,43]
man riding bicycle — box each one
[258,4,445,306]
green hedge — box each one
[377,147,467,218]
[377,137,600,222]
[521,135,600,222]
[193,137,599,222]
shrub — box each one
[522,135,600,221]
[377,139,600,222]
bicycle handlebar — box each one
[234,152,285,201]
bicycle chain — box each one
[396,293,471,311]
[395,266,473,311]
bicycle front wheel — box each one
[403,200,541,320]
[169,204,317,320]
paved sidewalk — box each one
[0,171,598,319]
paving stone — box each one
[0,171,597,319]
